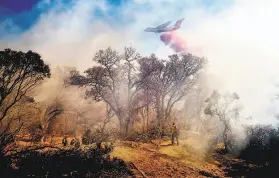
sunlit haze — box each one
[1,0,279,124]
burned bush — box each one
[239,125,279,166]
[82,129,109,146]
[1,144,133,178]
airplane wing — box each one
[144,27,157,32]
[156,21,171,29]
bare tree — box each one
[204,90,240,152]
[138,53,205,127]
[42,98,65,133]
[25,96,65,143]
[182,77,209,132]
[122,47,143,133]
[99,104,115,133]
[68,48,204,134]
[134,90,154,132]
[68,47,150,133]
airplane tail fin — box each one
[173,18,184,29]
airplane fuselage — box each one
[148,26,180,33]
[154,28,176,33]
[144,18,184,34]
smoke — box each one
[1,0,279,139]
[32,66,107,135]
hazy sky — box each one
[1,0,279,124]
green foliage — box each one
[0,49,50,160]
[0,49,50,77]
[0,48,50,133]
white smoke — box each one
[0,0,279,125]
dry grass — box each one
[110,139,225,178]
[159,140,213,171]
[12,136,227,177]
[111,146,142,162]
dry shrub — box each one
[81,129,110,145]
[239,124,279,166]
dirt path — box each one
[111,141,226,178]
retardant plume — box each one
[160,32,187,53]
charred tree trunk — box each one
[161,95,165,121]
[101,103,110,134]
[146,104,149,132]
[223,122,230,153]
[125,113,131,134]
[119,115,124,133]
[140,108,145,133]
[156,94,161,127]
[125,59,133,135]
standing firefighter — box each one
[171,122,179,145]
[62,136,68,146]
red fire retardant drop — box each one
[160,32,187,53]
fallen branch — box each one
[131,162,147,178]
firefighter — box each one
[62,136,68,146]
[95,129,102,149]
[74,137,80,148]
[70,137,76,146]
[171,122,179,145]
